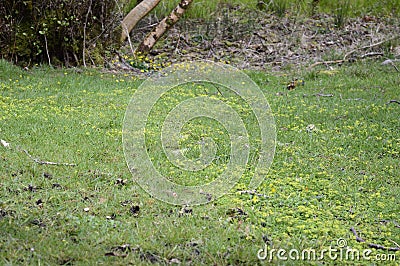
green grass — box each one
[0,59,399,265]
[124,0,400,19]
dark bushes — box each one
[0,0,120,66]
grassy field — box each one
[0,59,399,265]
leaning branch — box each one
[120,0,161,42]
[136,0,193,55]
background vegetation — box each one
[1,0,400,67]
[0,0,119,66]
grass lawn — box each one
[0,59,399,265]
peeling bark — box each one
[120,0,161,42]
[136,0,194,55]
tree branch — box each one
[136,0,194,55]
[120,0,161,42]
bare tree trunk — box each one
[136,0,193,55]
[120,0,161,42]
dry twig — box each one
[391,63,400,72]
[350,227,365,242]
[367,243,400,252]
[1,139,76,166]
[387,100,400,105]
[315,93,334,97]
[393,221,400,228]
[303,93,334,97]
[237,190,270,198]
[382,59,400,72]
[350,227,400,252]
[360,52,384,58]
[309,59,346,68]
[22,149,77,166]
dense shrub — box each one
[0,0,120,66]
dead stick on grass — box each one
[22,149,77,166]
[360,52,384,58]
[345,98,365,101]
[315,93,334,97]
[383,59,400,72]
[303,93,334,97]
[393,221,400,228]
[350,227,400,252]
[368,243,400,252]
[390,240,400,248]
[387,100,400,105]
[350,227,365,242]
[309,59,346,69]
[1,139,76,166]
[391,62,400,72]
[237,190,270,198]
